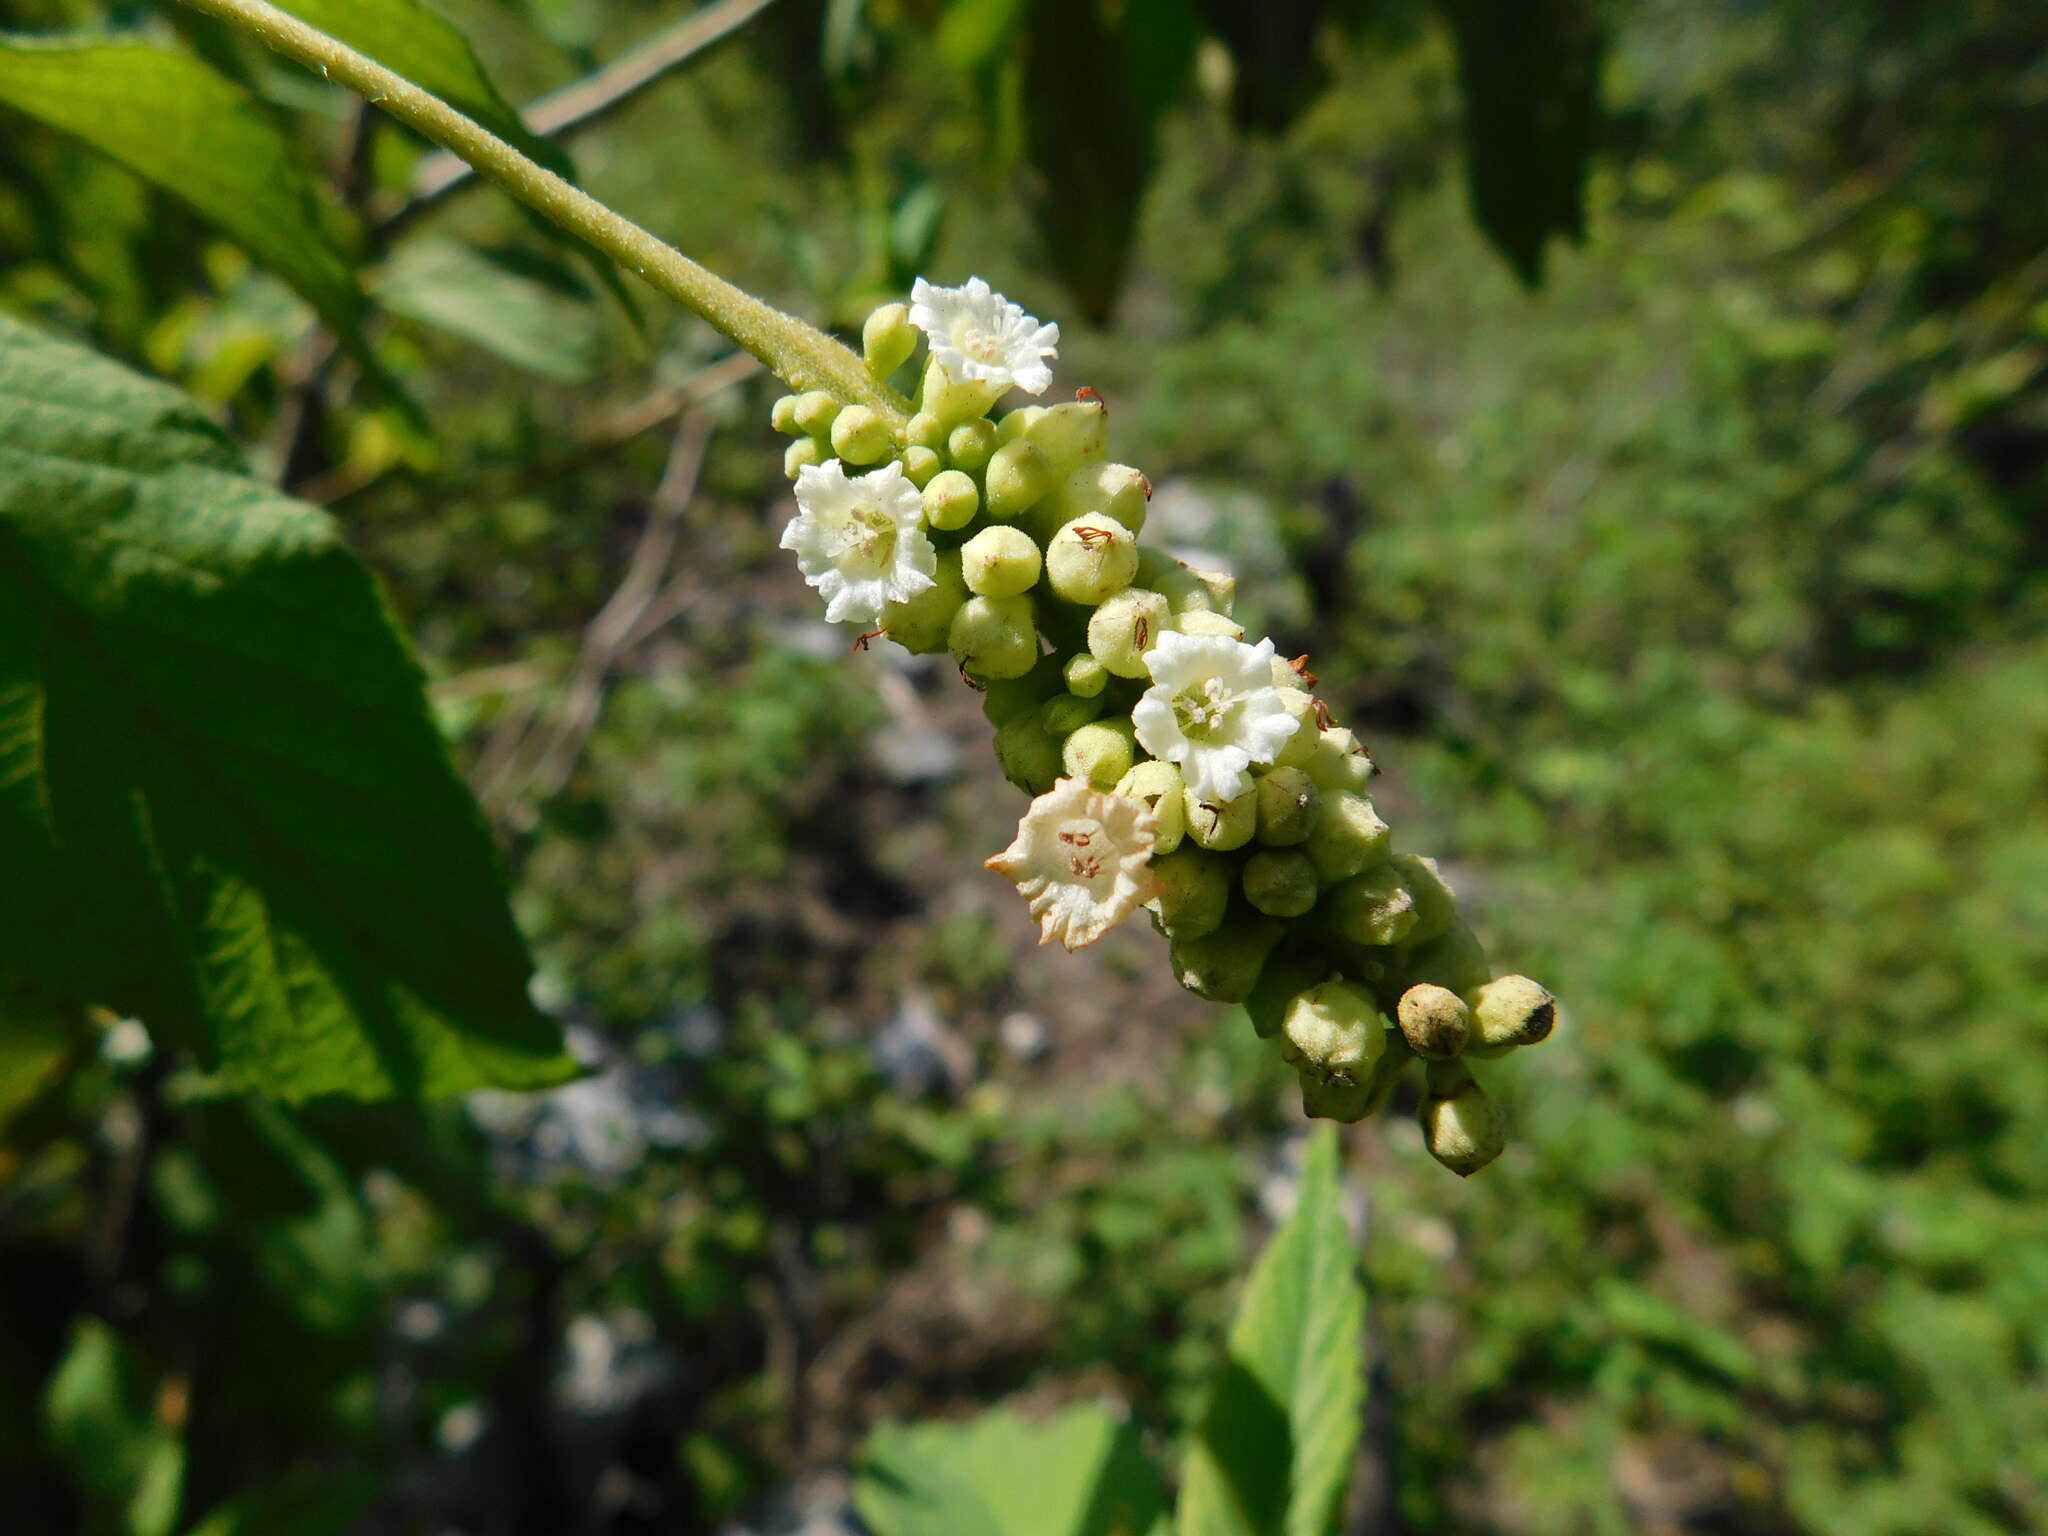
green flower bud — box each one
[980,653,1065,726]
[1041,461,1150,539]
[784,437,823,480]
[950,593,1040,681]
[1303,791,1390,882]
[863,301,917,377]
[771,393,804,435]
[1171,914,1282,1004]
[985,440,1058,521]
[1185,785,1257,851]
[1301,1031,1413,1121]
[993,711,1063,795]
[1087,587,1172,678]
[831,404,894,465]
[1245,940,1330,1039]
[1039,689,1105,736]
[994,404,1045,444]
[907,411,947,451]
[1173,609,1246,641]
[878,550,967,655]
[1389,853,1456,945]
[1064,652,1108,698]
[920,357,1003,426]
[1023,398,1108,477]
[1466,975,1557,1053]
[1280,979,1385,1083]
[1420,1058,1504,1177]
[947,418,998,475]
[1114,759,1187,854]
[1243,848,1319,917]
[1045,516,1139,605]
[792,390,842,436]
[1395,920,1492,999]
[1327,863,1418,947]
[1148,846,1231,938]
[1255,766,1321,846]
[1396,982,1471,1059]
[923,468,983,532]
[1304,728,1375,795]
[1136,550,1236,616]
[961,524,1043,598]
[901,445,943,488]
[1062,716,1137,789]
[1271,692,1321,768]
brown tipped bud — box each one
[1467,975,1557,1052]
[1420,1059,1504,1176]
[1396,983,1471,1059]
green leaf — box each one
[374,239,600,383]
[182,1469,376,1536]
[0,311,574,1100]
[1436,0,1605,286]
[0,37,365,337]
[1190,0,1331,133]
[856,1402,1166,1536]
[1178,1126,1365,1536]
[45,1319,187,1536]
[0,981,77,1132]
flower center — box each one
[1056,817,1110,882]
[957,323,1006,365]
[843,502,898,572]
[1173,678,1237,739]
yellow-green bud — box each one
[831,405,893,465]
[1173,609,1246,641]
[1045,515,1139,604]
[1063,652,1108,698]
[1327,864,1418,947]
[1040,461,1150,539]
[1280,979,1385,1083]
[1243,848,1319,916]
[993,712,1063,795]
[950,593,1040,681]
[1271,692,1321,768]
[1298,1070,1374,1123]
[1039,689,1104,736]
[1023,398,1108,477]
[921,357,1002,426]
[900,446,943,488]
[923,469,982,532]
[784,437,823,480]
[1467,975,1557,1052]
[985,440,1058,520]
[947,418,997,475]
[962,525,1043,598]
[1088,587,1172,678]
[1303,791,1391,881]
[792,390,842,436]
[878,550,967,655]
[1304,728,1374,795]
[993,405,1045,444]
[863,302,917,377]
[1245,942,1330,1039]
[1114,759,1186,854]
[1062,717,1137,789]
[1396,982,1470,1059]
[980,654,1065,726]
[1171,915,1282,1003]
[907,411,947,450]
[771,394,804,435]
[1148,846,1232,938]
[1420,1059,1504,1177]
[1390,853,1456,945]
[1185,785,1257,850]
[1255,766,1321,846]
[1137,550,1235,616]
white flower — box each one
[909,276,1061,396]
[1131,632,1298,803]
[781,459,936,625]
[985,778,1159,951]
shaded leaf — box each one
[0,981,77,1131]
[182,1468,376,1536]
[375,239,601,383]
[0,312,574,1100]
[1178,1126,1365,1536]
[1191,0,1332,132]
[45,1319,186,1536]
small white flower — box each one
[1131,632,1298,803]
[985,778,1159,951]
[909,276,1061,396]
[782,459,936,625]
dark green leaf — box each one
[1191,0,1332,132]
[375,239,601,383]
[182,1467,376,1535]
[0,980,77,1131]
[0,312,574,1100]
[1178,1126,1365,1536]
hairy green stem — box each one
[172,0,906,421]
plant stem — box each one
[172,0,907,422]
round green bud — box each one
[792,390,842,436]
[1389,853,1456,946]
[947,418,997,475]
[1173,610,1246,642]
[1046,516,1139,605]
[949,593,1040,682]
[993,711,1063,796]
[1327,864,1418,947]
[1466,974,1557,1053]
[1063,652,1108,698]
[831,404,893,465]
[1023,398,1108,477]
[1420,1058,1504,1177]
[1036,462,1150,542]
[907,411,947,450]
[1185,785,1257,851]
[1255,766,1321,846]
[1171,915,1282,1004]
[770,393,804,435]
[962,525,1043,598]
[1062,717,1137,790]
[1243,848,1319,917]
[784,437,823,480]
[900,446,943,488]
[1280,979,1385,1083]
[1088,587,1172,678]
[863,301,917,378]
[1303,791,1391,882]
[1148,846,1231,938]
[1245,941,1330,1039]
[923,469,982,532]
[993,405,1045,444]
[980,653,1065,727]
[1396,982,1471,1060]
[1138,550,1235,616]
[1039,689,1104,737]
[1271,692,1321,768]
[1304,728,1375,795]
[985,440,1058,521]
[920,357,1003,427]
[878,550,967,655]
[1114,759,1187,855]
[1298,1069,1376,1124]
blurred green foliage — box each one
[2,0,2045,1532]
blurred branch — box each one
[384,0,779,233]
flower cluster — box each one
[769,278,1557,1176]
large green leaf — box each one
[1178,1126,1366,1536]
[857,1402,1166,1536]
[0,311,574,1100]
[0,37,365,336]
[374,239,600,383]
